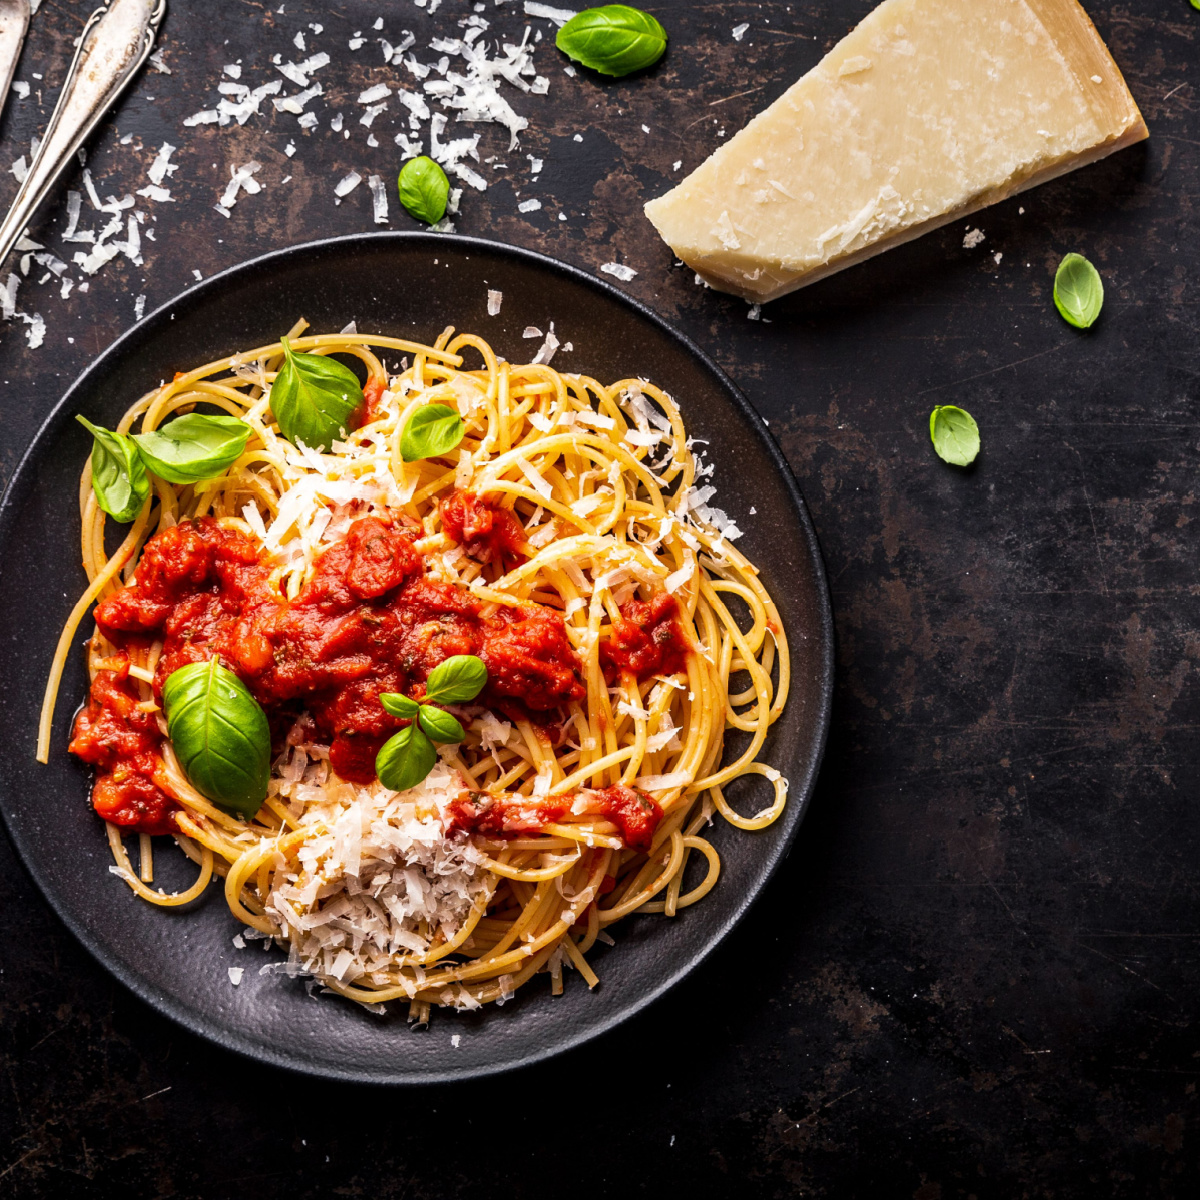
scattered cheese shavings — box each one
[600,262,637,282]
[228,967,244,985]
[147,142,177,186]
[524,3,578,24]
[635,772,691,792]
[732,23,750,41]
[664,554,696,594]
[531,324,560,365]
[219,160,263,208]
[358,82,392,104]
[487,288,502,316]
[334,171,363,198]
[368,174,389,223]
[518,198,541,212]
[963,227,985,249]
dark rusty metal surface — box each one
[0,1,1196,1195]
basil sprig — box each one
[163,659,271,818]
[76,416,149,523]
[929,405,980,467]
[398,156,450,225]
[375,655,488,792]
[271,337,364,451]
[1053,253,1104,329]
[556,5,667,77]
[400,403,465,462]
[132,413,251,484]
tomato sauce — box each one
[75,514,588,831]
[361,376,387,423]
[69,662,179,835]
[440,490,528,569]
[600,592,690,682]
[446,783,664,850]
[74,509,680,853]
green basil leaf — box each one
[418,704,466,744]
[376,723,438,792]
[400,403,465,462]
[76,416,150,524]
[1053,253,1104,329]
[380,692,420,720]
[398,156,450,225]
[929,406,980,467]
[163,659,270,818]
[556,5,667,77]
[424,655,488,704]
[132,413,251,485]
[271,336,364,451]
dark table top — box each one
[0,1,1196,1195]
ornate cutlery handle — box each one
[0,0,166,271]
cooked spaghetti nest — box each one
[42,321,792,1018]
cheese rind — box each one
[643,0,1147,302]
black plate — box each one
[0,234,832,1083]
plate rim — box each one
[0,231,834,1084]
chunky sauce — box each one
[440,489,528,569]
[600,592,690,682]
[446,783,663,851]
[72,511,684,850]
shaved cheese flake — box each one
[516,456,552,500]
[600,262,637,282]
[635,772,691,792]
[487,288,502,316]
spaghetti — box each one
[40,323,791,1017]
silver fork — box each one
[0,0,166,271]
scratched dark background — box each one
[0,1,1196,1196]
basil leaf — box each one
[380,692,420,720]
[556,5,667,77]
[76,416,150,524]
[418,704,466,744]
[424,655,488,704]
[398,156,450,225]
[376,723,438,792]
[400,403,465,462]
[1053,253,1104,329]
[163,659,270,818]
[929,406,980,467]
[132,413,251,484]
[271,337,364,451]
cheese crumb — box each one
[962,227,985,249]
[600,262,637,282]
[228,967,244,986]
[487,288,502,315]
[732,23,749,41]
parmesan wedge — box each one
[643,0,1147,301]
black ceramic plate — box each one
[0,234,832,1083]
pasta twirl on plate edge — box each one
[39,322,791,1021]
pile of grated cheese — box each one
[260,746,486,996]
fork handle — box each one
[0,0,166,270]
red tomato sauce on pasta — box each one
[72,517,582,831]
[446,783,663,850]
[72,514,677,851]
[440,489,528,568]
[600,592,690,682]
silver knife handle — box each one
[0,0,166,269]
